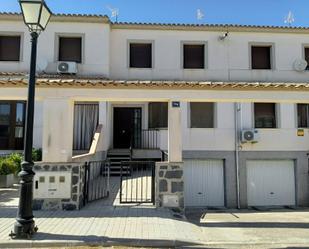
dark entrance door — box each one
[113,107,141,148]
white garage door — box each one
[247,160,296,207]
[184,160,225,207]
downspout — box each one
[235,102,241,209]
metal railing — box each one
[133,129,160,149]
[83,160,110,204]
[120,161,156,204]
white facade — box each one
[0,13,309,208]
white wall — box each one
[0,20,110,76]
[2,19,309,82]
[110,29,309,82]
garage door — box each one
[247,160,296,207]
[184,160,225,207]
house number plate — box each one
[172,101,180,108]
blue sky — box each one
[1,0,309,26]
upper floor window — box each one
[183,44,205,69]
[58,37,82,63]
[190,102,214,128]
[254,103,276,128]
[0,36,21,61]
[297,104,309,128]
[304,47,309,70]
[0,101,26,150]
[251,45,272,70]
[148,102,167,129]
[129,43,152,68]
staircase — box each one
[107,149,131,176]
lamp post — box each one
[10,0,52,239]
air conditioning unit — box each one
[241,129,259,143]
[57,61,77,74]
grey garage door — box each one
[247,160,296,206]
[184,160,225,207]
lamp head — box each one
[19,0,52,33]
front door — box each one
[113,107,141,148]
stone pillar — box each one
[156,162,184,210]
[168,100,182,162]
[42,98,74,162]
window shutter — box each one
[254,103,276,128]
[130,43,152,68]
[0,36,20,61]
[148,102,168,129]
[305,48,309,70]
[59,37,82,63]
[251,46,271,69]
[190,102,214,128]
[184,44,205,69]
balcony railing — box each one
[132,129,160,149]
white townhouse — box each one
[0,12,309,209]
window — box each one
[304,48,309,70]
[148,102,168,129]
[190,102,214,128]
[73,103,99,150]
[183,44,205,69]
[254,103,276,128]
[0,101,26,150]
[251,46,272,69]
[129,43,152,68]
[297,104,309,128]
[58,37,82,63]
[0,36,21,61]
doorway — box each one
[113,107,142,148]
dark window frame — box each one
[183,43,206,69]
[129,42,153,69]
[297,104,309,128]
[0,101,26,150]
[254,103,277,129]
[304,47,309,70]
[190,102,215,128]
[0,35,21,62]
[251,45,273,70]
[148,102,168,129]
[58,36,83,63]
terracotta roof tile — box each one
[0,74,308,91]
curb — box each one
[0,238,205,248]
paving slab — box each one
[186,208,309,248]
[0,186,205,248]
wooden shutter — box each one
[184,44,205,69]
[297,104,309,128]
[148,102,168,129]
[251,46,271,69]
[190,102,214,128]
[0,36,20,61]
[130,43,152,68]
[59,37,82,63]
[254,103,276,128]
[305,48,309,70]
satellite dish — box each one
[293,59,308,72]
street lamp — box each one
[10,0,52,239]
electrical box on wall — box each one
[33,172,72,199]
[162,194,179,207]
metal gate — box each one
[83,160,110,204]
[120,161,155,204]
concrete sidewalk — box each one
[186,208,309,248]
[0,187,205,248]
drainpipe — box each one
[235,102,241,209]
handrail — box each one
[72,124,103,162]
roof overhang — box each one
[0,75,309,91]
